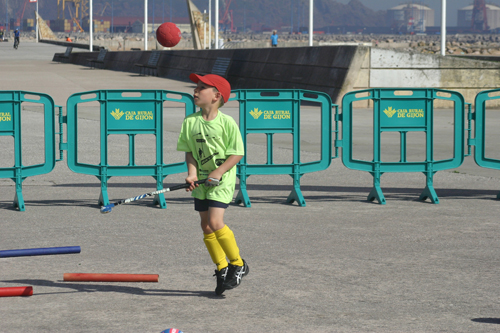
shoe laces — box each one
[213,268,227,279]
[226,264,238,276]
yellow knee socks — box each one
[214,225,243,266]
[203,232,228,271]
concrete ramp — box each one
[228,46,365,104]
[356,48,500,106]
[53,46,364,104]
[53,46,500,105]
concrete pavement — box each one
[1,41,500,333]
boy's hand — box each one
[207,170,223,183]
[185,176,199,191]
[205,178,220,187]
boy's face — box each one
[193,81,221,108]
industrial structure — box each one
[386,3,434,34]
[57,0,88,21]
[7,0,500,36]
[458,1,500,31]
[220,0,235,33]
[55,0,88,32]
[5,0,37,31]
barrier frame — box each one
[0,91,56,211]
[472,89,500,199]
[230,89,334,207]
[342,88,465,204]
[66,89,195,208]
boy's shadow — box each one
[471,318,500,324]
[2,279,223,299]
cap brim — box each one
[188,73,230,103]
[189,73,202,84]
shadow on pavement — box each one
[1,279,223,299]
[471,318,500,324]
[0,199,98,210]
[2,184,498,210]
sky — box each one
[336,0,500,26]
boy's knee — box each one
[208,217,225,231]
[201,224,213,234]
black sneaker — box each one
[213,266,228,295]
[223,259,249,290]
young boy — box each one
[177,73,248,295]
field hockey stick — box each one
[100,179,212,214]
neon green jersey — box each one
[177,110,244,204]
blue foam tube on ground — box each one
[0,246,81,258]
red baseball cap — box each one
[189,73,231,103]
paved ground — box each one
[1,41,500,333]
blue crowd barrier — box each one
[230,89,336,207]
[0,91,56,211]
[2,87,500,211]
[471,89,500,199]
[341,88,465,204]
[66,90,196,208]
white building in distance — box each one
[458,4,500,30]
[387,3,435,33]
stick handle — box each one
[167,179,206,192]
[125,179,206,203]
[100,179,208,213]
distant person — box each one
[271,30,278,47]
[13,28,20,49]
[0,29,4,41]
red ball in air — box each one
[156,22,182,47]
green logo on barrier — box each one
[383,106,424,119]
[109,109,154,121]
[107,107,155,130]
[0,111,13,131]
[247,101,293,130]
[266,110,291,119]
[124,110,154,120]
[111,108,124,120]
[249,108,291,120]
[250,108,263,119]
[0,111,12,122]
[381,100,426,128]
[383,107,396,118]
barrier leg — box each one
[419,171,439,204]
[12,175,25,211]
[235,176,251,207]
[98,177,110,207]
[368,171,386,204]
[286,174,306,206]
[153,179,167,209]
[153,192,167,209]
[286,188,306,206]
[14,187,25,212]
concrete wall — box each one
[346,48,500,107]
[52,45,500,107]
[54,46,361,105]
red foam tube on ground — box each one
[63,273,159,282]
[0,286,33,297]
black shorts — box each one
[194,198,229,212]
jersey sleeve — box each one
[176,118,192,152]
[225,118,245,156]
